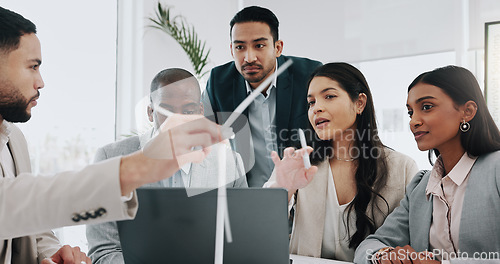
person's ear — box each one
[275,40,283,57]
[230,43,234,58]
[147,105,154,122]
[463,100,478,122]
[356,93,368,115]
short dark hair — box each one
[150,68,200,100]
[230,6,279,42]
[0,6,37,54]
[408,65,500,160]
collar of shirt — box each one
[245,59,278,98]
[0,122,12,152]
[426,152,477,199]
[142,127,192,175]
[180,162,192,175]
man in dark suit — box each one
[202,6,322,187]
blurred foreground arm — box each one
[120,114,226,195]
[0,114,226,239]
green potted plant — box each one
[148,2,211,79]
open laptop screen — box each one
[117,187,289,264]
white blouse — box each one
[320,164,356,261]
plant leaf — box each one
[147,2,211,79]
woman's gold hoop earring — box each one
[460,120,470,132]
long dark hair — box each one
[306,62,389,248]
[408,65,500,162]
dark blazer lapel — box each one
[275,56,292,148]
[230,72,255,169]
[232,74,248,117]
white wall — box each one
[132,0,500,170]
[247,0,500,63]
[138,0,500,65]
[255,0,458,62]
[138,0,500,71]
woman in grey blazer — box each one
[354,66,500,264]
[265,63,418,261]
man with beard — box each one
[202,6,322,187]
[0,6,225,263]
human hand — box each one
[376,245,438,264]
[271,147,318,193]
[41,245,91,264]
[144,114,232,166]
[120,114,232,195]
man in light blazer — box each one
[354,152,500,264]
[87,68,248,264]
[202,6,322,187]
[0,123,89,263]
[0,6,226,255]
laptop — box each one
[117,187,290,264]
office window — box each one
[3,0,117,253]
